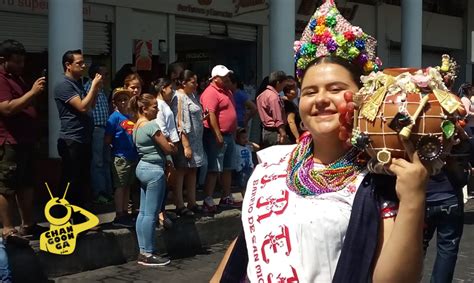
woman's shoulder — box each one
[175,90,187,98]
[137,119,160,133]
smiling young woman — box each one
[211,1,428,282]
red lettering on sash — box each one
[267,266,299,283]
[260,225,292,264]
[260,174,287,188]
[256,190,289,223]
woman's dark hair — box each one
[228,73,244,90]
[302,56,364,88]
[256,76,269,97]
[458,83,473,98]
[176,69,196,88]
[167,62,186,78]
[88,64,106,79]
[112,63,135,89]
[128,93,156,115]
[124,73,144,88]
[0,39,26,60]
[268,71,288,87]
[151,77,172,96]
[62,49,82,71]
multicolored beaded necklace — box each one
[286,134,364,196]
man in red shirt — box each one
[0,40,46,245]
[200,65,240,213]
[256,70,289,147]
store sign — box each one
[0,0,114,22]
[135,40,153,71]
[184,51,209,61]
[176,0,268,19]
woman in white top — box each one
[151,77,180,228]
[152,78,179,143]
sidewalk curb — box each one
[8,209,242,282]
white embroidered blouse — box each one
[241,145,397,282]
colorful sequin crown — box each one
[294,0,381,81]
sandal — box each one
[176,207,194,217]
[2,229,29,247]
[187,205,203,214]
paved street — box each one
[54,241,229,283]
[54,202,474,283]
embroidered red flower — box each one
[344,31,356,42]
[321,30,332,44]
[311,34,322,44]
[348,184,357,194]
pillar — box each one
[48,0,83,158]
[401,0,422,68]
[269,0,295,75]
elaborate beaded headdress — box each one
[294,0,382,81]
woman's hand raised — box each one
[387,151,428,203]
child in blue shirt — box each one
[234,128,259,194]
[105,88,139,227]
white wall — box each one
[382,4,462,50]
[114,7,168,71]
[386,49,446,69]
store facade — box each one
[0,0,472,159]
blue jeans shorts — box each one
[203,128,236,172]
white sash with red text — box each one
[242,145,368,282]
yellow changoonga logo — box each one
[39,183,99,255]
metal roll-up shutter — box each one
[228,23,257,42]
[176,17,257,42]
[176,17,210,36]
[84,21,111,55]
[0,11,110,55]
[0,11,47,53]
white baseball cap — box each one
[210,65,233,80]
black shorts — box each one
[0,143,35,195]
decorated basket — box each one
[351,59,466,174]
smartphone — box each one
[41,69,47,79]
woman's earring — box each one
[300,121,307,131]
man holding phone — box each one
[0,39,46,246]
[54,49,103,220]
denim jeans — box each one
[135,160,166,254]
[90,127,112,197]
[423,197,464,283]
[0,238,11,283]
[203,129,236,172]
